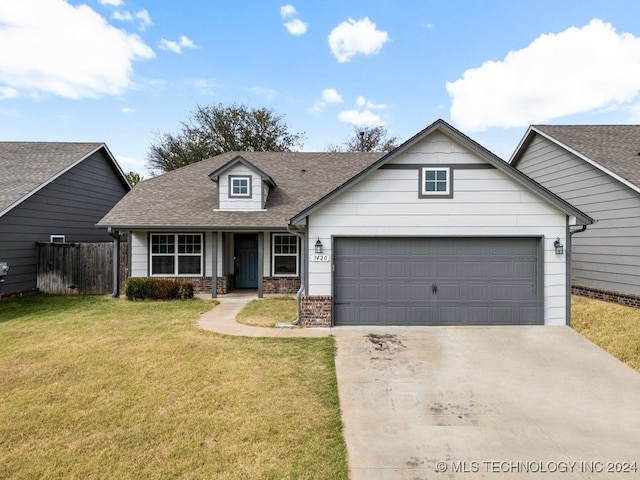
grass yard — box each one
[0,294,348,480]
[572,295,640,373]
[236,296,297,327]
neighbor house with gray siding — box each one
[510,125,640,305]
[0,142,130,296]
[99,120,592,326]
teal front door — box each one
[234,234,258,289]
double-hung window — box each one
[272,234,298,276]
[229,176,251,197]
[151,233,202,276]
[420,167,452,197]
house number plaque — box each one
[311,254,330,262]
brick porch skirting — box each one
[572,285,640,308]
[300,295,332,327]
[263,277,301,295]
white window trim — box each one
[50,234,66,243]
[421,167,451,197]
[229,175,252,198]
[271,233,299,277]
[150,233,204,277]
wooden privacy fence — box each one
[37,242,128,295]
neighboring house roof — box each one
[98,151,384,229]
[510,125,640,194]
[0,142,130,218]
[290,119,593,226]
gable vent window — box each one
[420,167,452,198]
[151,233,202,276]
[230,176,251,197]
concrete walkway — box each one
[196,291,331,338]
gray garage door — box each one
[333,237,541,326]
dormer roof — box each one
[208,155,276,188]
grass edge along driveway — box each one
[0,294,348,480]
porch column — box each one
[211,231,217,298]
[258,231,264,298]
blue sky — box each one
[2,1,640,177]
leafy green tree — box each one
[147,103,305,174]
[327,125,399,153]
[125,171,143,186]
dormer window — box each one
[229,175,251,197]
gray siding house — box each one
[510,125,640,305]
[0,142,131,296]
[99,120,592,326]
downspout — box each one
[278,222,306,327]
[107,227,120,298]
[566,224,589,325]
[570,225,587,237]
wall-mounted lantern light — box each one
[315,238,324,254]
[554,237,564,255]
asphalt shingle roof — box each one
[98,151,384,229]
[533,125,640,187]
[0,142,103,215]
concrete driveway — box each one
[334,326,640,479]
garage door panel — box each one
[386,262,407,277]
[463,261,486,277]
[386,284,406,300]
[515,262,535,277]
[359,284,380,300]
[438,284,460,301]
[359,262,379,277]
[334,237,541,326]
[410,262,430,277]
[410,284,431,301]
[438,261,459,277]
[468,306,489,324]
[335,261,355,277]
[521,306,538,324]
[439,306,461,324]
[468,284,488,300]
[492,306,515,324]
[410,306,433,324]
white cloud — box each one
[337,95,387,125]
[111,10,132,21]
[280,4,307,36]
[309,88,343,112]
[158,35,198,54]
[111,9,152,31]
[121,107,134,113]
[98,0,123,6]
[328,17,388,63]
[356,95,387,110]
[135,9,152,31]
[338,109,384,126]
[284,18,307,35]
[447,19,640,131]
[0,0,155,100]
[280,5,296,18]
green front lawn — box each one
[0,294,347,480]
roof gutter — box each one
[276,223,306,327]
